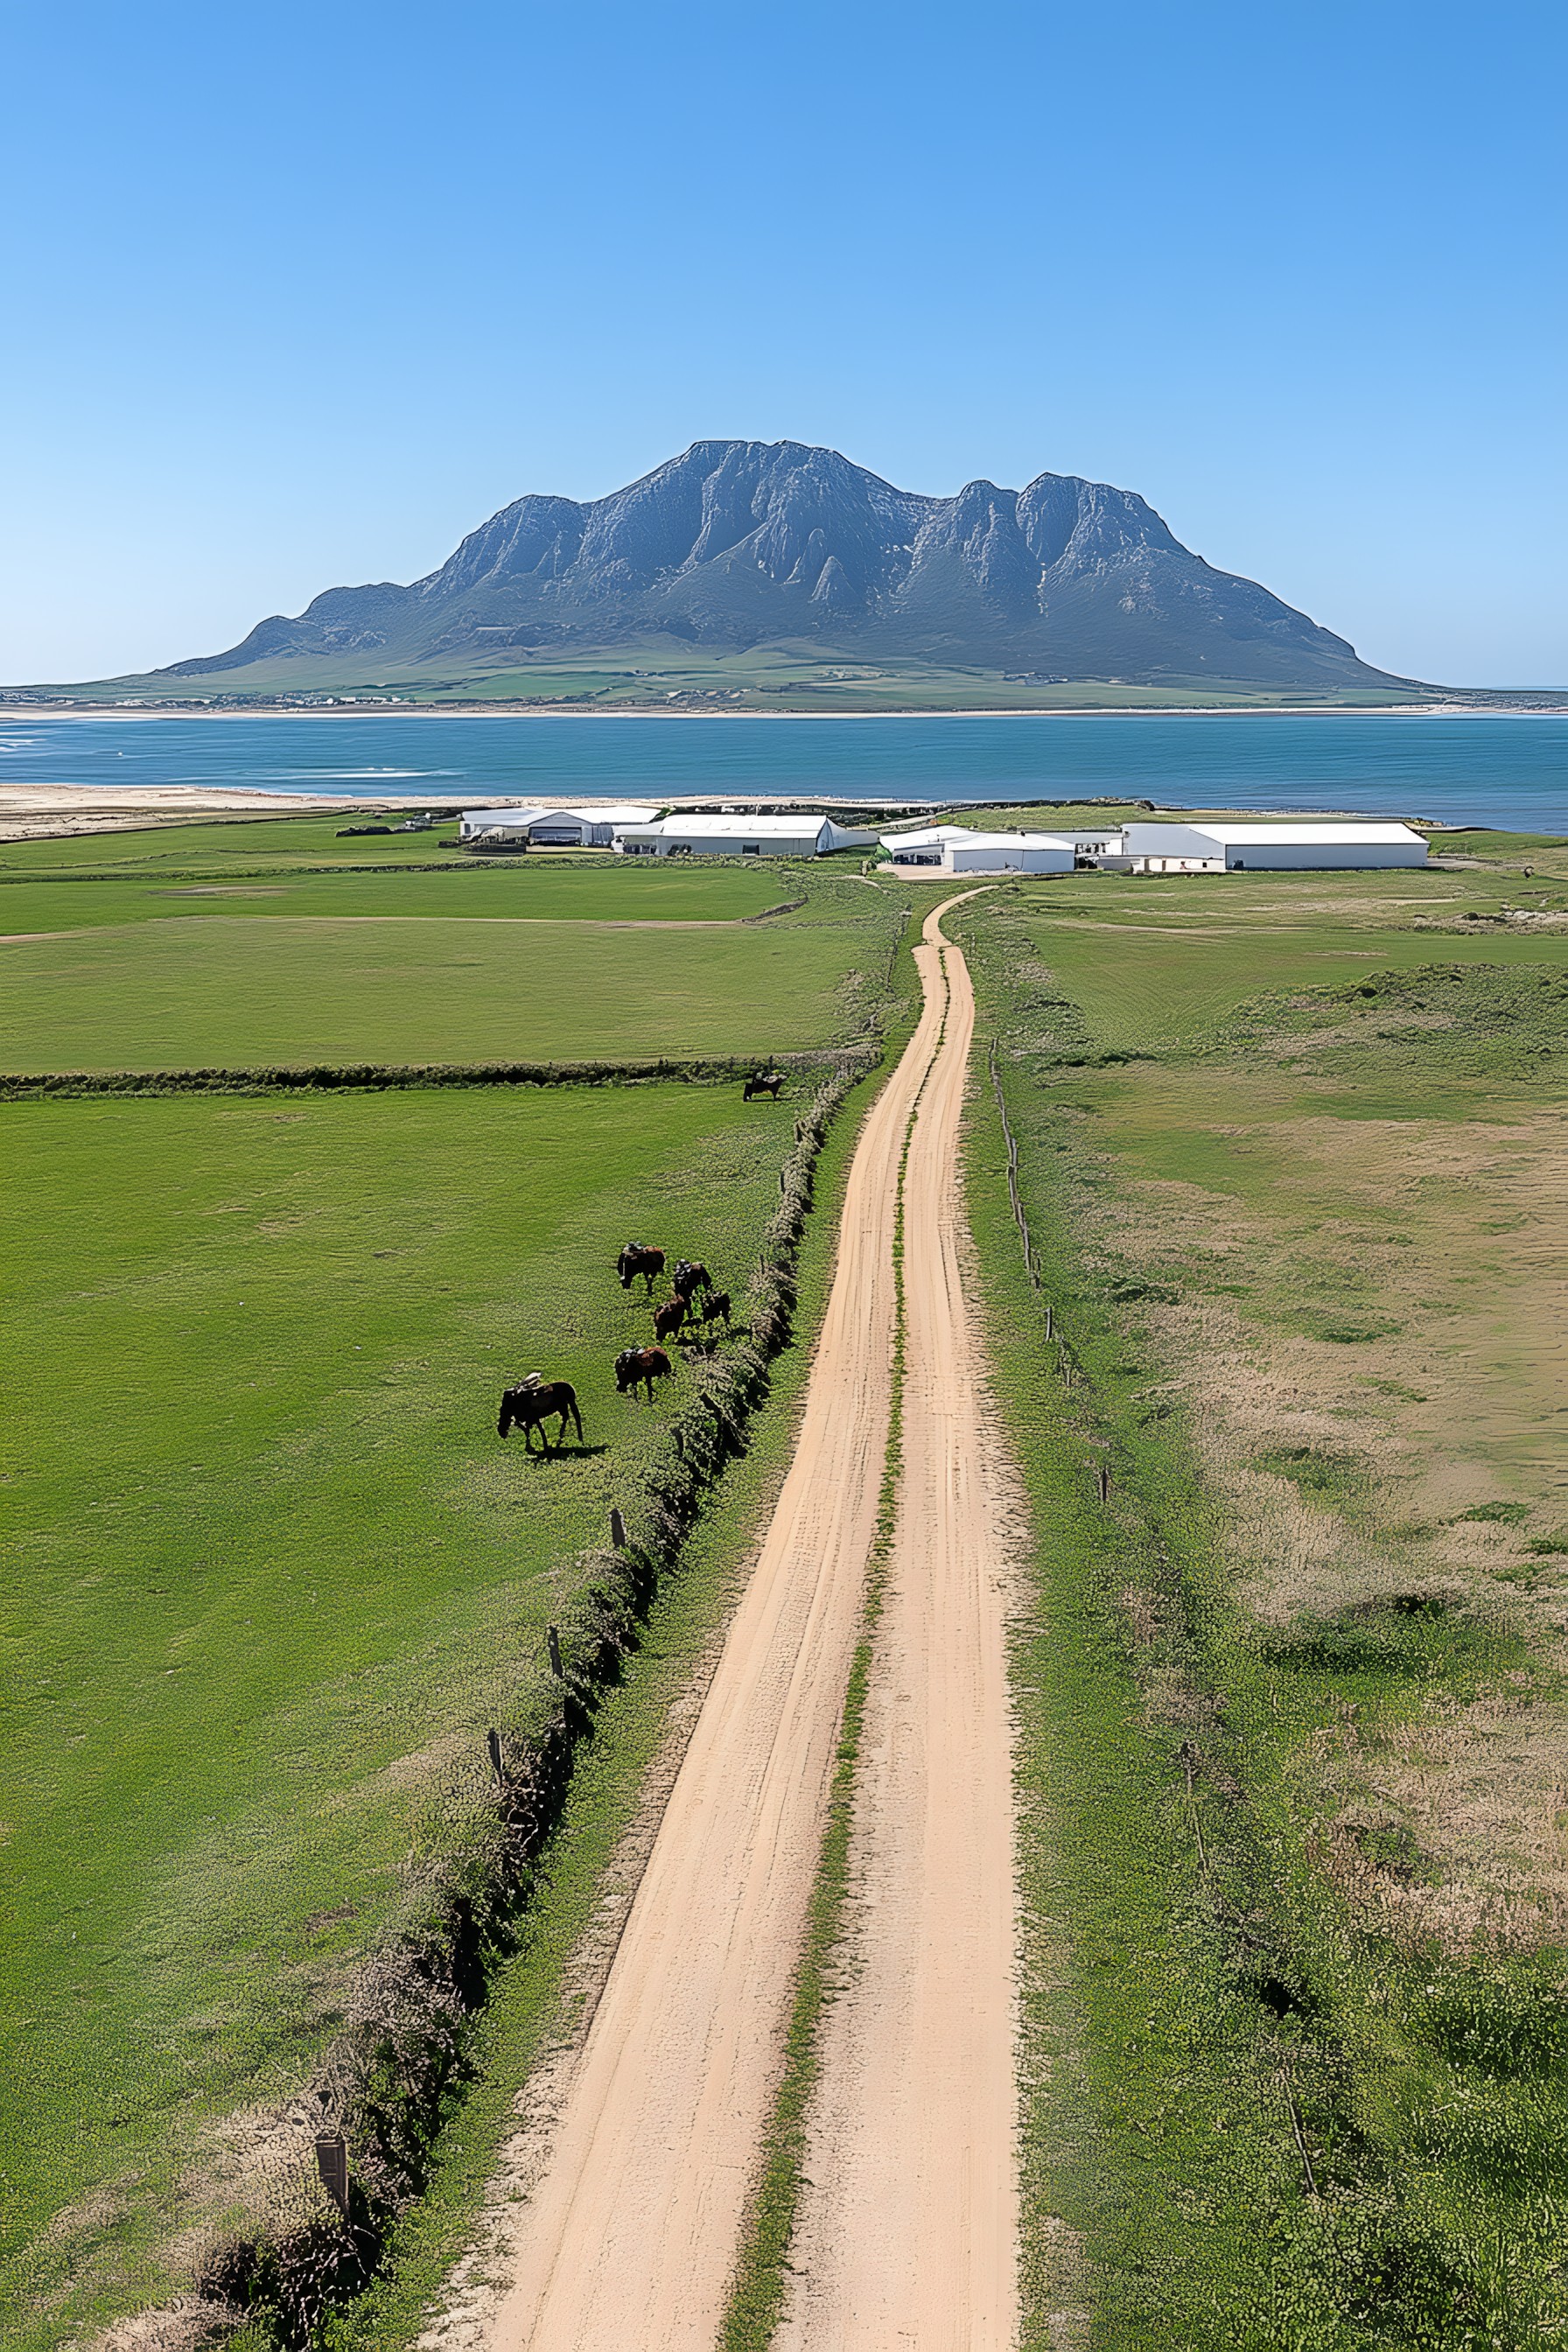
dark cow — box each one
[615,1346,674,1403]
[671,1258,713,1303]
[497,1375,584,1453]
[653,1295,687,1345]
[744,1071,785,1101]
[617,1241,666,1295]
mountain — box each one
[154,440,1408,693]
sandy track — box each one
[778,911,1019,2349]
[479,903,967,2352]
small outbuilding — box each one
[1113,821,1428,872]
[459,806,549,846]
[614,813,875,858]
[459,803,662,848]
[879,824,1074,875]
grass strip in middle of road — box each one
[718,969,948,2350]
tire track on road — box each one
[779,902,1019,2351]
[474,904,959,2351]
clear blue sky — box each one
[4,0,1563,687]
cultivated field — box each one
[956,836,1568,2344]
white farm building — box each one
[459,804,661,847]
[880,825,1074,875]
[1113,821,1428,872]
[614,813,876,858]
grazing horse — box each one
[653,1295,687,1346]
[615,1346,673,1402]
[743,1071,784,1101]
[497,1374,584,1453]
[695,1289,732,1334]
[671,1258,713,1303]
[617,1241,666,1295]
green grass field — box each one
[0,1082,808,2333]
[0,866,788,932]
[0,898,892,1074]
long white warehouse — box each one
[615,813,876,858]
[1115,821,1428,872]
[880,825,1074,874]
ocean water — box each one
[3,712,1565,830]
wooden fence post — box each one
[610,1507,626,1550]
[314,2134,350,2218]
[547,1626,564,1678]
[486,1728,505,1789]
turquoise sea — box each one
[3,713,1565,830]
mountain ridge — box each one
[142,440,1416,694]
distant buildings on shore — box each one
[455,802,1428,872]
[879,820,1428,875]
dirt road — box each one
[480,898,1016,2349]
[778,912,1019,2349]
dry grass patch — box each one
[1073,1074,1568,1943]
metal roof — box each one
[1146,821,1424,845]
[625,813,837,837]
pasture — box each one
[0,890,895,1074]
[957,874,1568,2342]
[0,864,789,933]
[0,813,483,873]
[0,1082,801,2329]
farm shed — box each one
[459,806,549,845]
[879,825,1074,875]
[614,814,876,858]
[529,803,662,847]
[459,803,661,847]
[1113,821,1428,872]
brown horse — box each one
[671,1258,713,1303]
[615,1346,673,1402]
[653,1296,687,1345]
[743,1072,784,1101]
[617,1241,666,1295]
[497,1376,584,1453]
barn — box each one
[613,814,876,858]
[1113,821,1428,872]
[879,825,1074,875]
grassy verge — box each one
[956,887,1568,2350]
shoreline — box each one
[3,701,1564,722]
[0,778,1490,850]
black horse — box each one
[695,1290,732,1333]
[497,1376,584,1453]
[744,1071,785,1101]
[671,1258,713,1303]
[615,1346,674,1402]
[617,1241,666,1295]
